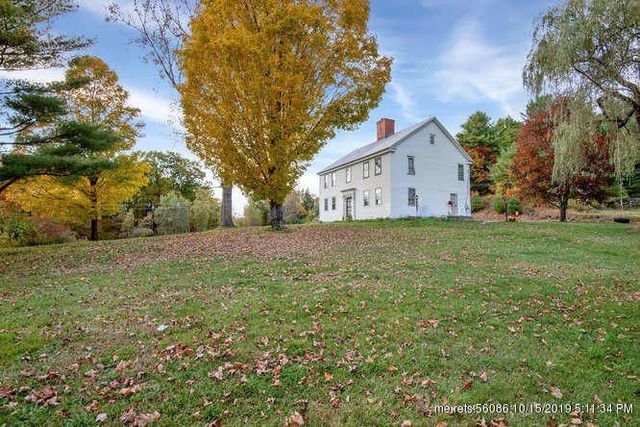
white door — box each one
[345,196,353,220]
[449,193,458,216]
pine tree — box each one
[0,0,90,71]
[0,1,116,194]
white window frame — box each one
[458,164,464,181]
[324,175,328,189]
[363,161,370,179]
[408,188,416,206]
[346,166,352,183]
[374,156,382,175]
[363,190,370,207]
[374,187,382,206]
[407,156,415,175]
[331,172,336,187]
[324,198,328,211]
[331,196,336,210]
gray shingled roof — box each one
[317,117,471,175]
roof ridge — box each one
[317,117,434,174]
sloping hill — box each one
[1,220,638,425]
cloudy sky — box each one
[4,0,559,213]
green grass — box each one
[1,219,638,426]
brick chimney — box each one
[376,118,395,141]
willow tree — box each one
[179,0,391,229]
[524,0,640,197]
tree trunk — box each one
[89,176,99,240]
[269,200,284,230]
[220,184,234,227]
[559,197,568,222]
[504,195,508,222]
[90,218,99,241]
[0,178,17,195]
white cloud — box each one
[77,0,109,16]
[127,87,180,126]
[390,81,422,122]
[0,67,179,126]
[78,0,135,18]
[432,19,526,116]
[0,68,66,83]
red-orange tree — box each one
[513,107,613,221]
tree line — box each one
[0,1,323,246]
[458,0,639,221]
[1,0,638,245]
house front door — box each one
[449,193,458,216]
[345,196,353,220]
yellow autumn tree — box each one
[7,56,148,239]
[179,0,392,228]
[5,156,149,226]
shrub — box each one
[131,227,153,238]
[0,214,75,246]
[30,217,75,244]
[121,209,136,235]
[1,215,37,244]
[155,192,191,235]
[190,190,220,232]
[493,197,522,215]
[471,195,488,212]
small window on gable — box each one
[363,190,370,206]
[408,188,416,206]
[331,197,336,210]
[429,133,436,145]
[363,161,370,179]
[346,166,351,183]
[407,156,415,175]
[374,156,382,175]
[331,172,336,187]
[458,164,464,181]
[324,198,328,211]
[374,187,382,205]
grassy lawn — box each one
[1,219,638,426]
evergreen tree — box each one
[0,1,115,194]
[0,0,90,71]
[456,112,499,195]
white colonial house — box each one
[318,117,472,222]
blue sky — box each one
[3,0,559,213]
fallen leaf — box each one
[285,411,305,426]
[550,386,563,399]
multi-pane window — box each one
[363,190,370,206]
[331,172,336,187]
[346,167,352,183]
[408,156,415,175]
[363,161,370,179]
[324,198,328,211]
[374,156,382,175]
[374,187,382,205]
[457,164,464,181]
[331,197,336,210]
[429,133,436,145]
[324,175,328,189]
[408,188,416,206]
